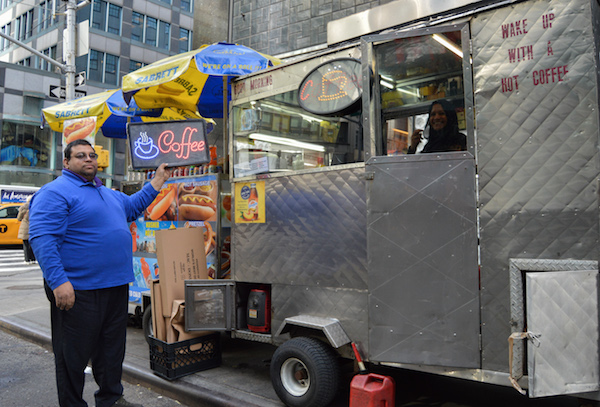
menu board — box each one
[127,119,210,169]
[128,174,232,304]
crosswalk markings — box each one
[0,249,40,272]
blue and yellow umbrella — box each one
[41,89,212,139]
[122,42,280,118]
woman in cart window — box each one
[408,99,466,154]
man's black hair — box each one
[64,139,93,160]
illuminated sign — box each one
[127,119,210,170]
[298,58,362,116]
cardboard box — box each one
[156,228,208,318]
[150,279,167,341]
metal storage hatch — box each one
[525,270,599,397]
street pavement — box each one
[0,328,187,406]
[0,248,284,407]
[0,248,595,407]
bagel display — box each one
[146,185,177,221]
[63,118,95,144]
[179,194,216,221]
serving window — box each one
[232,89,363,178]
[374,30,468,155]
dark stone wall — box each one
[193,0,229,46]
[230,0,394,55]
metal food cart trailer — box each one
[184,0,600,405]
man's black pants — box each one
[45,281,128,407]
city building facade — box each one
[229,0,395,56]
[0,0,196,187]
[0,0,396,188]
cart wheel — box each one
[142,307,153,345]
[270,337,340,407]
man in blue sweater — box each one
[30,139,171,407]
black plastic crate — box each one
[148,332,221,380]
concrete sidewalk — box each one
[0,289,285,407]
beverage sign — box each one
[297,58,362,116]
[234,181,265,223]
[127,119,210,169]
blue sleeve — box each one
[29,188,70,290]
[117,182,160,222]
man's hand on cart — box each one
[150,163,172,191]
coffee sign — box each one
[127,119,210,169]
[297,58,362,116]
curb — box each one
[0,316,281,407]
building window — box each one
[145,16,157,46]
[40,0,57,31]
[1,24,10,51]
[129,60,144,72]
[91,0,107,30]
[180,0,191,13]
[18,57,32,67]
[179,28,190,53]
[39,46,57,71]
[23,95,43,116]
[131,12,173,50]
[14,18,20,41]
[132,11,143,42]
[158,0,170,4]
[0,0,14,11]
[14,11,34,41]
[91,0,121,35]
[1,121,52,169]
[158,21,170,50]
[105,53,118,85]
[107,3,121,34]
[18,9,34,40]
[89,49,120,85]
[89,50,101,82]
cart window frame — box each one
[229,47,365,180]
[360,22,474,159]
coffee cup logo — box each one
[134,132,160,160]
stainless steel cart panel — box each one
[232,166,369,346]
[366,152,479,367]
[526,270,599,397]
[232,166,367,288]
[472,0,600,372]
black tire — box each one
[142,306,153,345]
[270,337,340,407]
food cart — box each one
[180,0,600,405]
[122,120,231,334]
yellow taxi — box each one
[0,203,23,245]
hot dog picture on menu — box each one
[134,174,231,280]
[177,181,217,222]
[144,180,218,222]
[63,117,97,145]
[145,184,178,221]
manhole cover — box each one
[6,285,43,290]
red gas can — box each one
[349,373,395,407]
